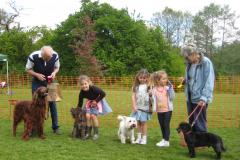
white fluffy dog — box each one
[117,115,137,144]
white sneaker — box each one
[135,133,142,144]
[134,138,141,144]
[156,139,165,147]
[163,141,170,147]
[140,136,147,145]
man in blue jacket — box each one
[26,46,61,134]
[181,44,215,132]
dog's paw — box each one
[39,135,46,139]
[22,136,30,141]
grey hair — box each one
[181,43,198,57]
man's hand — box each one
[50,72,56,80]
[36,73,46,81]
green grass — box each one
[1,88,239,128]
[0,88,240,159]
[0,120,239,160]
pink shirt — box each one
[154,86,169,112]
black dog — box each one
[70,107,87,139]
[176,122,226,160]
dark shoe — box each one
[82,134,90,140]
[53,128,62,135]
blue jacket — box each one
[185,56,215,104]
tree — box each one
[151,7,192,46]
[212,41,240,75]
[0,0,22,32]
[219,5,239,48]
[0,28,33,73]
[70,16,102,76]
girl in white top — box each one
[131,69,152,145]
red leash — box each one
[185,104,204,127]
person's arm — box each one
[77,92,84,108]
[50,53,60,80]
[199,59,215,106]
[25,54,46,81]
[167,81,175,101]
[27,69,46,81]
[50,67,59,80]
[132,92,137,112]
[93,86,106,102]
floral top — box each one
[135,84,150,111]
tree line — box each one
[0,0,240,76]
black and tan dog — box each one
[176,122,226,160]
[70,107,87,139]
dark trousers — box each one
[157,111,172,141]
[32,80,59,130]
[187,101,207,132]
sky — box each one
[0,0,240,29]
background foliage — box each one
[0,0,240,76]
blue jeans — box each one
[32,80,59,130]
[187,101,207,132]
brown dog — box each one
[71,107,87,139]
[13,87,48,140]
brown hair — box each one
[78,75,93,86]
[132,69,150,92]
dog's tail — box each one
[117,115,125,121]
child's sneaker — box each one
[156,139,165,147]
[134,133,141,144]
[163,140,170,147]
[140,135,147,145]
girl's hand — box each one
[91,101,98,107]
[132,106,137,112]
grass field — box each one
[0,88,240,160]
[0,120,239,160]
[0,88,239,128]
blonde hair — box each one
[132,69,150,92]
[152,70,168,86]
[78,75,93,86]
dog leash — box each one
[185,104,204,127]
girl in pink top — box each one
[152,70,175,147]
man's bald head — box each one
[41,46,53,61]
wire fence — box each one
[0,74,239,128]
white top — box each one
[135,84,149,111]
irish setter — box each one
[13,86,48,140]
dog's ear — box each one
[32,90,39,106]
[117,115,126,121]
